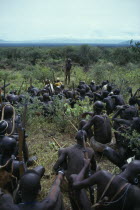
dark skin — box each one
[53,132,96,210]
[103,96,115,115]
[53,132,96,179]
[112,105,138,121]
[104,118,134,168]
[111,94,125,107]
[0,172,64,210]
[82,113,112,144]
[6,94,20,104]
[72,160,140,210]
[104,107,138,168]
[89,82,97,92]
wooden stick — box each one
[52,137,61,148]
[18,128,25,177]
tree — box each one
[79,45,91,71]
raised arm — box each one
[44,171,64,209]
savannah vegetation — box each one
[0,42,140,209]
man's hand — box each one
[83,158,90,167]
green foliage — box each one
[65,97,93,125]
[71,66,90,85]
[32,65,54,83]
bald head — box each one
[20,170,41,201]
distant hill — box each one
[0,38,128,44]
[0,38,138,47]
[119,40,140,46]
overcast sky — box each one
[0,0,140,41]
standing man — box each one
[65,58,72,85]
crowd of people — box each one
[0,77,140,210]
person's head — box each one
[107,84,112,92]
[129,97,137,105]
[79,81,85,85]
[20,170,41,202]
[102,80,108,87]
[102,91,109,98]
[93,101,104,112]
[0,120,8,135]
[113,89,120,95]
[3,104,14,119]
[43,93,50,102]
[75,130,87,145]
[1,136,16,156]
[124,160,140,185]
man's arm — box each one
[82,112,94,118]
[53,149,67,172]
[90,153,97,172]
[44,172,64,209]
[70,158,90,184]
[113,118,131,126]
[82,117,96,131]
[73,169,102,190]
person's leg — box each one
[90,137,106,153]
[68,72,70,85]
[103,146,126,168]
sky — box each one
[0,0,140,41]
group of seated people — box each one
[0,79,140,209]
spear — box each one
[3,79,6,101]
[18,80,25,95]
[18,127,26,177]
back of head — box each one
[3,105,14,119]
[129,97,137,105]
[94,101,104,111]
[126,160,140,182]
[0,120,8,135]
[43,93,50,101]
[20,170,41,201]
[107,84,112,92]
[1,136,16,155]
[102,90,109,98]
[113,89,120,95]
[75,130,87,143]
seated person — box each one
[53,130,96,210]
[71,159,140,210]
[81,101,112,152]
[0,169,64,210]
